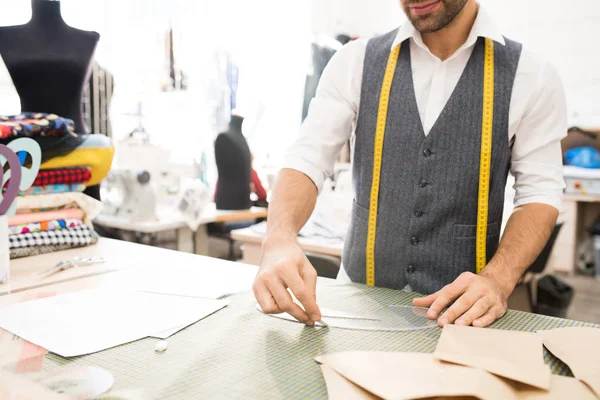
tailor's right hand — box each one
[252,238,321,326]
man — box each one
[253,0,566,328]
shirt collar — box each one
[391,4,505,51]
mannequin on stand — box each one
[0,0,101,199]
[214,114,252,211]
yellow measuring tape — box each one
[476,38,495,273]
[366,39,495,286]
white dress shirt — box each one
[284,7,567,211]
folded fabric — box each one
[9,225,96,249]
[9,234,99,259]
[0,112,76,140]
[0,132,84,164]
[8,218,83,235]
[8,208,85,226]
[40,134,114,186]
[15,193,103,224]
[18,183,86,196]
[34,167,92,186]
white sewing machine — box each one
[101,169,157,220]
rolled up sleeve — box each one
[511,60,567,211]
[282,39,366,192]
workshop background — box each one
[0,0,599,322]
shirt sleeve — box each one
[281,39,367,192]
[511,57,567,211]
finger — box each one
[473,307,504,328]
[412,292,439,307]
[438,291,484,326]
[267,277,313,325]
[427,281,468,320]
[281,266,320,322]
[298,261,321,321]
[454,297,492,326]
[253,279,280,314]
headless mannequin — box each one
[214,115,252,210]
[0,0,101,199]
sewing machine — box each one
[101,169,157,220]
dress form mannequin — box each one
[214,115,252,210]
[0,0,101,200]
[0,0,99,133]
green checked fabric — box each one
[42,283,598,399]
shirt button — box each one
[414,210,423,217]
[407,265,416,274]
[419,179,428,188]
[423,149,432,157]
[411,236,419,246]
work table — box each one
[1,239,596,399]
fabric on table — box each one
[0,112,76,140]
[9,224,96,249]
[34,167,92,186]
[39,285,598,399]
[8,218,83,235]
[9,232,98,259]
[18,184,86,196]
[8,208,85,226]
[14,193,103,224]
[40,134,114,186]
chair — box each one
[305,252,341,279]
[520,223,564,310]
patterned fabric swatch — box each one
[8,218,83,235]
[9,234,99,259]
[9,225,96,249]
[9,208,85,227]
[34,167,92,186]
[18,184,86,196]
[0,112,76,140]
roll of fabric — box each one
[19,183,86,196]
[0,113,76,140]
[8,208,85,226]
[8,218,83,235]
[34,167,92,186]
[8,224,96,249]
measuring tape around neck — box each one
[365,38,495,286]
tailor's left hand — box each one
[412,271,513,328]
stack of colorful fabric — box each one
[7,193,103,259]
[0,112,114,259]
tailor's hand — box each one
[252,238,321,326]
[412,270,513,328]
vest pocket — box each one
[352,200,370,223]
[452,221,499,239]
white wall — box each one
[310,0,405,38]
[311,0,600,128]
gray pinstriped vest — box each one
[342,30,523,294]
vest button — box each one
[414,210,423,217]
[407,265,416,274]
[419,179,428,188]
[411,236,419,246]
[423,149,432,157]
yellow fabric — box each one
[41,146,115,186]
